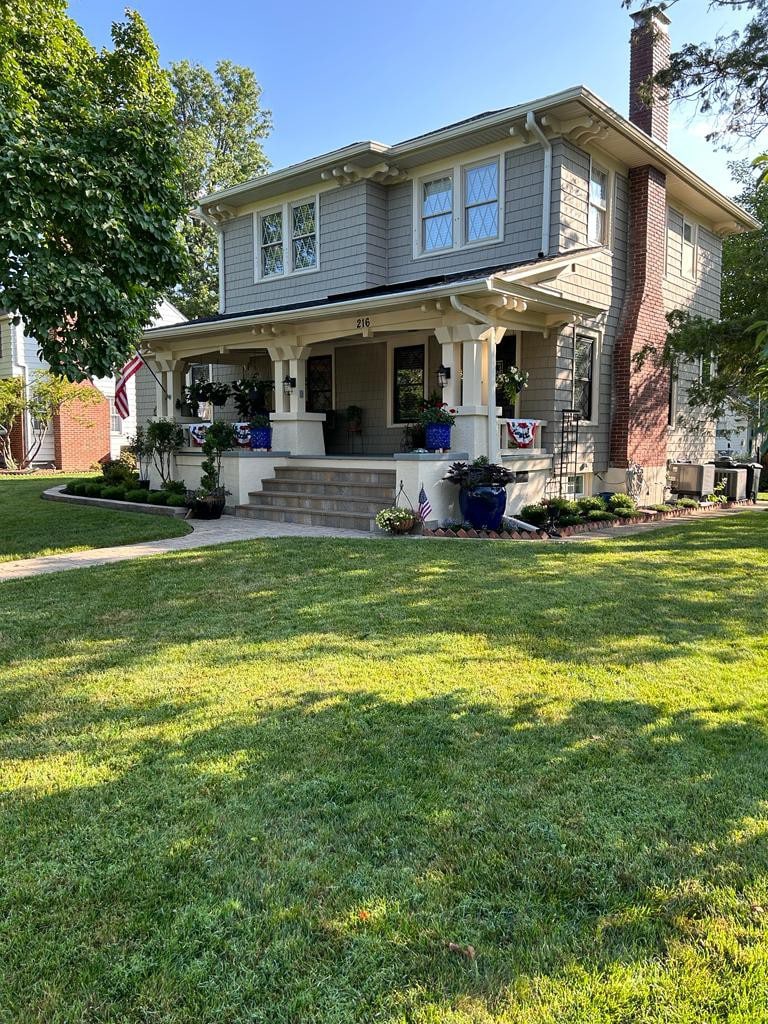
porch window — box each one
[260,210,284,277]
[306,354,333,413]
[291,200,317,271]
[573,334,595,421]
[464,160,499,243]
[421,176,453,252]
[393,344,425,423]
[588,164,609,245]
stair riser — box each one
[259,480,394,500]
[274,467,396,486]
[254,493,385,514]
[235,506,373,531]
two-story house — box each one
[141,7,757,530]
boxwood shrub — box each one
[519,503,548,527]
[83,483,105,498]
[147,491,168,506]
[166,494,188,508]
[124,488,150,504]
[101,485,127,501]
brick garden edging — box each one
[421,499,756,541]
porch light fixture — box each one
[437,364,451,389]
[282,375,296,395]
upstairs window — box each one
[682,217,697,278]
[464,160,499,243]
[109,398,122,434]
[422,176,453,252]
[256,197,318,280]
[573,334,595,421]
[588,164,609,245]
[260,210,284,278]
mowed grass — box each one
[2,513,768,1022]
[0,475,189,561]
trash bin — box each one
[737,462,763,502]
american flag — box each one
[418,485,433,522]
[114,351,144,419]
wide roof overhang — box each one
[143,250,609,363]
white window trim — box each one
[566,473,591,499]
[412,154,505,260]
[587,158,612,249]
[254,193,320,282]
[108,397,123,435]
[386,337,428,427]
[572,330,601,427]
[681,215,697,280]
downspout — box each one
[525,111,552,257]
[449,294,501,462]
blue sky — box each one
[69,0,754,197]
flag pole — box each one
[136,349,168,397]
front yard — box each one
[0,475,190,561]
[1,512,768,1022]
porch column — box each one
[435,325,505,460]
[155,356,179,420]
[267,342,326,454]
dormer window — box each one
[415,155,503,257]
[464,160,499,243]
[255,196,319,280]
[588,163,609,245]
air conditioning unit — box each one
[714,468,747,501]
[669,462,716,497]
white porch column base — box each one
[270,412,326,455]
[452,405,502,461]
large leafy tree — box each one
[170,60,271,319]
[0,1,187,380]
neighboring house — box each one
[141,7,758,530]
[0,299,185,471]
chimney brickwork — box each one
[629,7,671,146]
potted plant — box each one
[346,405,363,432]
[496,366,529,410]
[444,457,516,531]
[418,394,456,451]
[175,385,201,418]
[375,506,416,534]
[126,425,154,489]
[187,420,237,519]
[145,418,183,488]
[249,413,272,450]
[231,376,274,419]
[197,380,231,407]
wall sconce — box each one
[437,364,451,389]
[282,375,296,395]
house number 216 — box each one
[356,317,371,329]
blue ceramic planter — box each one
[250,426,273,450]
[425,423,451,451]
[459,484,507,531]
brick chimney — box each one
[608,7,672,501]
[629,6,670,146]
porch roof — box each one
[144,248,608,359]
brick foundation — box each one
[53,383,111,472]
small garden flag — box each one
[114,351,144,419]
[418,485,432,521]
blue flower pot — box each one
[250,426,272,450]
[459,484,507,531]
[425,423,451,451]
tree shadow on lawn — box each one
[3,687,768,1021]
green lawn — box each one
[0,475,189,561]
[2,513,768,1022]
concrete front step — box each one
[250,490,388,515]
[260,478,395,500]
[274,466,396,486]
[235,504,374,532]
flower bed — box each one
[422,499,754,541]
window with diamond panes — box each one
[393,345,425,422]
[422,176,453,252]
[573,335,595,420]
[292,201,317,270]
[464,161,499,243]
[261,211,284,277]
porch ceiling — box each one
[143,251,608,363]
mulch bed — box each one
[422,499,756,541]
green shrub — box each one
[101,458,139,488]
[677,497,700,509]
[101,485,126,501]
[651,503,675,513]
[545,497,580,516]
[65,479,91,495]
[165,494,188,508]
[519,503,548,527]
[577,496,607,514]
[587,510,617,522]
[147,491,168,506]
[124,489,150,504]
[613,507,635,519]
[558,514,582,527]
[163,479,186,496]
[608,492,637,512]
[83,483,105,498]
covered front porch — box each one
[142,253,607,525]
